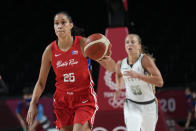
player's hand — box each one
[97,55,112,63]
[26,102,37,126]
[96,56,111,67]
[106,49,112,57]
[96,48,112,62]
[123,70,140,78]
[97,55,116,72]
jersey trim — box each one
[126,98,155,105]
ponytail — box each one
[130,33,155,61]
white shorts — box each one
[124,99,158,131]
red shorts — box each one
[53,87,98,129]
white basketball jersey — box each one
[121,54,155,102]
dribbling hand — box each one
[97,55,112,64]
[26,103,37,126]
[123,70,140,78]
[97,55,116,72]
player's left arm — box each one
[80,37,116,72]
[140,55,164,87]
[29,104,43,130]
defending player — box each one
[114,34,163,131]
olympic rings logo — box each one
[104,71,116,90]
[103,71,125,108]
[108,97,124,108]
[93,126,127,131]
[104,71,125,90]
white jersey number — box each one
[63,73,75,82]
[131,85,142,95]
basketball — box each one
[84,33,112,61]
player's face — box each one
[54,14,73,38]
[125,35,141,55]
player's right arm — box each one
[114,60,123,100]
[26,45,51,126]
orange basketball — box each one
[84,33,111,61]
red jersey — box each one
[51,36,94,92]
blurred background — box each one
[0,0,196,131]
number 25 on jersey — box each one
[63,73,75,82]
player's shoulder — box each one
[48,40,56,48]
[43,44,52,57]
[41,42,52,62]
[119,57,127,64]
[74,35,85,40]
[141,54,156,69]
[117,57,128,65]
[46,44,52,51]
[77,36,86,51]
[44,40,55,53]
[142,54,154,64]
[77,36,86,43]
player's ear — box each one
[138,44,142,53]
[70,23,74,30]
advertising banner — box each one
[97,27,128,111]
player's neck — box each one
[58,36,73,51]
[128,53,140,64]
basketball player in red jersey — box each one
[26,11,116,131]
